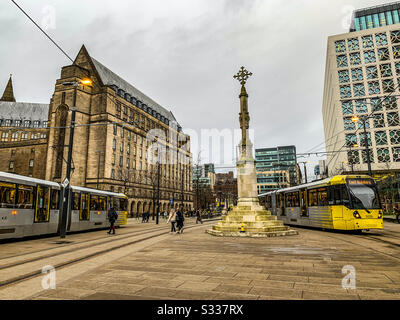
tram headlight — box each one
[353,211,361,219]
[378,211,383,219]
[11,210,17,216]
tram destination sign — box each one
[347,178,375,185]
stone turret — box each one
[1,75,16,102]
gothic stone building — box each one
[0,45,194,216]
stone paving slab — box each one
[25,221,400,300]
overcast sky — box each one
[0,0,394,179]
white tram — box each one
[0,172,128,239]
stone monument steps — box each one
[207,229,298,238]
[221,215,277,222]
[213,221,287,230]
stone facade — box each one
[0,45,194,216]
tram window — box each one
[318,188,328,206]
[16,185,33,209]
[119,198,127,211]
[72,192,80,210]
[90,195,100,210]
[98,196,106,211]
[50,189,60,210]
[341,186,351,207]
[80,194,90,220]
[328,186,342,205]
[292,192,300,207]
[285,193,292,207]
[0,182,16,208]
[300,190,306,207]
[308,189,318,206]
[35,186,49,222]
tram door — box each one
[300,189,308,217]
[80,194,90,221]
[34,186,50,223]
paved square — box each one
[29,221,400,300]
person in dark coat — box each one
[176,208,185,234]
[196,210,202,224]
[107,207,118,235]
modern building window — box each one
[113,124,117,135]
[112,154,115,165]
[29,159,34,167]
[33,121,40,128]
[42,121,48,128]
[111,169,115,179]
[14,120,21,127]
[9,161,14,170]
[40,133,47,139]
[119,156,123,167]
[21,132,28,140]
[4,119,12,127]
[31,133,38,140]
[23,120,30,127]
[126,158,130,168]
[127,144,130,155]
[120,142,123,152]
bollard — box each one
[240,223,245,233]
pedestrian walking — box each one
[167,208,176,233]
[196,210,202,224]
[136,211,139,221]
[176,208,185,234]
[107,206,118,235]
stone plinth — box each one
[206,204,298,238]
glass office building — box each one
[350,2,400,32]
[255,146,297,193]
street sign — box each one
[62,178,69,188]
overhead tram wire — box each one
[11,0,74,63]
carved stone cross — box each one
[233,66,252,86]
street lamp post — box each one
[298,161,310,184]
[181,165,184,211]
[59,78,92,238]
[351,115,373,177]
[96,150,102,189]
[156,158,160,225]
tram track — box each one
[0,218,221,266]
[0,220,217,289]
[0,225,171,269]
[319,228,400,263]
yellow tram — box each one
[258,175,383,231]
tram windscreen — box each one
[346,178,381,210]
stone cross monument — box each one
[206,67,298,237]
